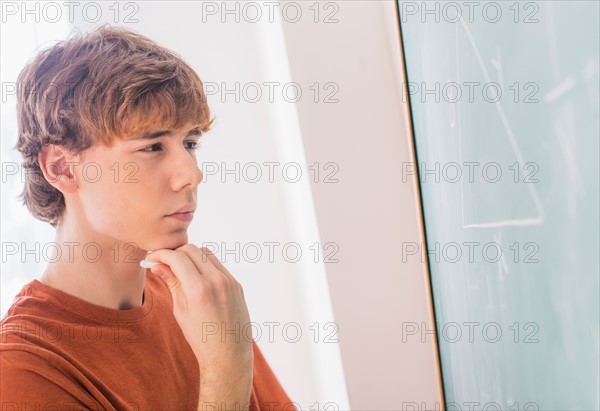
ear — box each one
[37,145,80,194]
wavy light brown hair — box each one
[14,24,215,227]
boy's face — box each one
[72,122,204,252]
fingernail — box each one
[140,259,158,269]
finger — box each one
[150,265,183,294]
[176,244,233,284]
[145,248,205,291]
[200,247,241,284]
[175,244,215,275]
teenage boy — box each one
[0,25,295,411]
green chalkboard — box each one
[398,1,599,409]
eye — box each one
[139,141,202,153]
[185,141,202,150]
[139,143,162,153]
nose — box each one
[169,146,203,191]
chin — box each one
[152,233,190,251]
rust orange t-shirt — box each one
[0,272,296,411]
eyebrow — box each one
[129,127,204,141]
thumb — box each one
[150,264,182,293]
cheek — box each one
[75,151,164,235]
[81,175,149,228]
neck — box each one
[40,215,149,311]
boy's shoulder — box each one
[0,282,95,408]
[1,279,46,340]
[1,279,73,364]
[1,278,76,336]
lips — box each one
[167,211,194,222]
[167,203,196,216]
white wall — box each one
[279,1,445,409]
